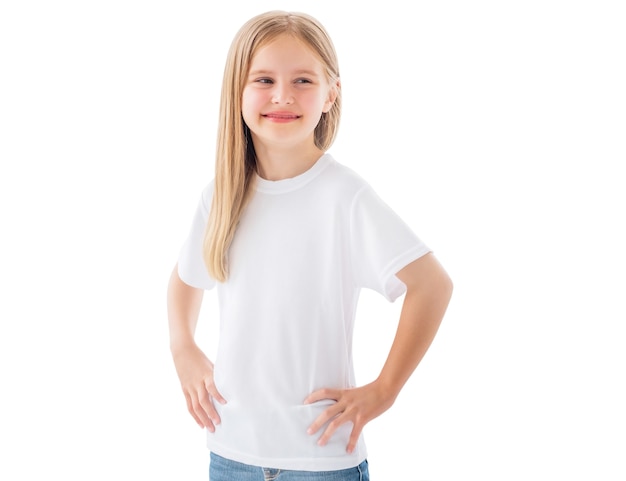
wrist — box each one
[372,377,400,408]
[169,335,198,357]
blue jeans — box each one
[209,452,370,481]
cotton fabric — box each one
[178,154,430,470]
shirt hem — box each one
[206,441,368,472]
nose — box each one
[271,82,294,105]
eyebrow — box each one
[248,69,320,77]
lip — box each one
[262,111,301,122]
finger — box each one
[206,381,227,405]
[304,388,339,405]
[345,423,363,454]
[306,402,344,435]
[184,391,205,427]
[316,413,351,447]
[190,396,214,431]
[197,388,221,430]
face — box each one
[242,34,337,151]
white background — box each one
[1,1,624,480]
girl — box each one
[168,10,453,481]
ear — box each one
[322,78,340,113]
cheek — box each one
[303,90,331,113]
[241,89,264,118]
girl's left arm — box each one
[305,252,453,453]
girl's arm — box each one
[305,252,453,452]
[167,265,226,431]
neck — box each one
[253,141,325,181]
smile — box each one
[263,112,301,120]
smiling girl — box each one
[167,10,452,481]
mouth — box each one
[263,112,301,120]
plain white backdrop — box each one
[1,1,624,480]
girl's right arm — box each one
[167,265,226,432]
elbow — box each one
[430,269,453,314]
[442,271,454,302]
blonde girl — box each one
[168,10,452,481]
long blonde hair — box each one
[204,11,342,281]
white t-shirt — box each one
[177,153,430,471]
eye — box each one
[295,78,313,84]
[255,78,273,84]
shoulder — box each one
[199,179,215,207]
[321,154,372,200]
[185,180,215,218]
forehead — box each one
[250,34,325,71]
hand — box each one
[304,381,395,453]
[172,343,226,432]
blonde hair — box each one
[203,11,342,281]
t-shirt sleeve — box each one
[177,183,216,290]
[350,184,431,302]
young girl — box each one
[168,10,453,480]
